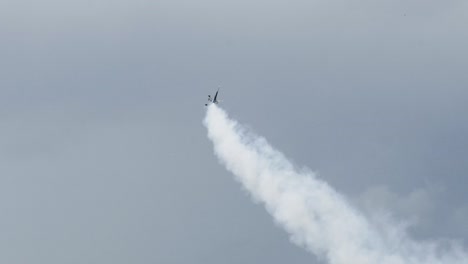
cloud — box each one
[357,186,436,227]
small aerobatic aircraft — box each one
[205,89,220,106]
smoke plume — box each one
[204,105,467,264]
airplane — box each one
[205,89,220,106]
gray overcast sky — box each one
[1,0,467,263]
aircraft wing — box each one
[213,89,219,102]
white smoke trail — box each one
[204,105,467,264]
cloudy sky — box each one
[1,0,467,263]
